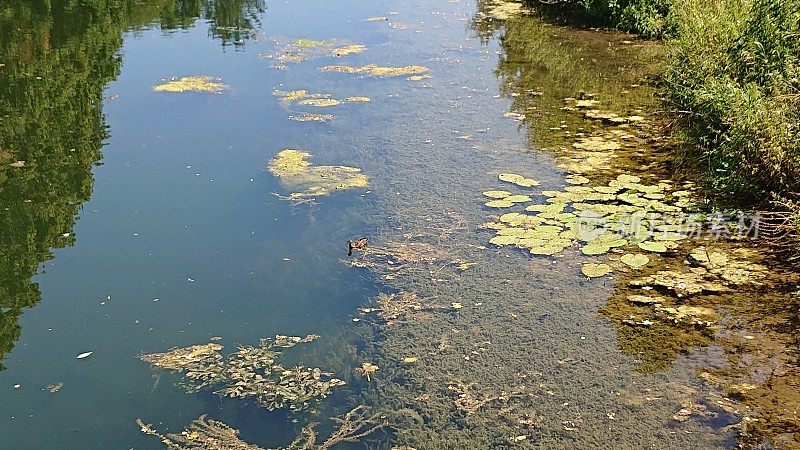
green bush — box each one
[576,0,673,36]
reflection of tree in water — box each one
[0,0,264,371]
[158,0,265,46]
[471,7,661,148]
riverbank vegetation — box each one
[537,0,799,219]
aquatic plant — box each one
[320,64,429,77]
[273,90,369,108]
[141,335,345,411]
[153,76,228,93]
[137,405,386,449]
[267,149,368,201]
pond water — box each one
[0,0,741,448]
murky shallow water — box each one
[0,0,754,448]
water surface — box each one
[0,0,733,448]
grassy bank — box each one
[537,0,800,212]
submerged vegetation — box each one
[140,335,345,411]
[138,406,385,449]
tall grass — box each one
[665,0,800,202]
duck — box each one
[347,237,368,256]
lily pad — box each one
[616,174,641,184]
[485,199,514,208]
[581,243,611,255]
[288,113,334,122]
[489,235,519,246]
[503,194,532,203]
[498,173,539,187]
[529,244,568,256]
[620,253,649,269]
[638,241,667,253]
[581,263,613,278]
[565,175,590,185]
[483,190,512,198]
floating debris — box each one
[687,246,768,285]
[153,76,227,93]
[288,113,335,122]
[321,64,429,77]
[630,269,728,297]
[655,305,717,325]
[45,382,63,393]
[140,335,344,411]
[268,149,368,201]
[356,362,379,381]
[627,294,663,305]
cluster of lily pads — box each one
[140,335,345,411]
[482,172,705,262]
[268,149,368,201]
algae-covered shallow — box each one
[1,0,798,448]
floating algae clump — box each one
[320,64,429,77]
[137,405,385,450]
[153,76,227,93]
[140,335,345,411]
[268,149,368,200]
[332,44,366,56]
[273,91,370,108]
[297,98,341,107]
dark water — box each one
[0,0,732,448]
